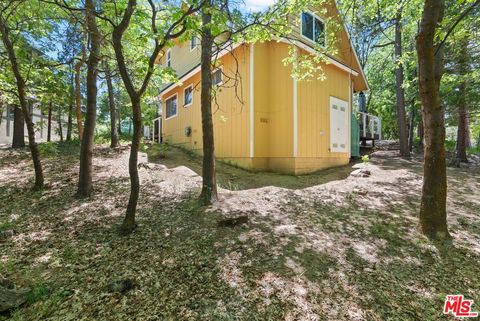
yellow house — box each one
[156,4,368,174]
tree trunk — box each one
[66,70,74,141]
[104,61,119,148]
[75,54,85,141]
[0,16,44,189]
[395,11,410,157]
[456,84,468,162]
[77,0,101,198]
[110,0,159,235]
[416,0,450,241]
[120,97,141,235]
[465,115,471,148]
[117,79,122,135]
[456,38,468,162]
[47,101,52,142]
[12,106,25,148]
[118,113,122,135]
[58,110,64,142]
[408,99,415,152]
[418,115,424,146]
[199,1,218,205]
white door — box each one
[330,97,349,153]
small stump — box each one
[0,285,30,313]
[107,279,136,294]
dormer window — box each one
[190,36,198,50]
[301,12,325,47]
[166,49,172,67]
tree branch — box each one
[435,0,480,55]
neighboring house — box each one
[0,103,66,146]
[156,3,380,174]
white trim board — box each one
[249,43,255,158]
[159,39,363,98]
[277,38,359,77]
[333,0,370,91]
[293,49,298,158]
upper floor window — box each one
[212,68,223,86]
[190,36,198,50]
[184,85,193,106]
[166,49,172,67]
[301,12,325,47]
[165,94,177,119]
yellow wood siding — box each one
[161,45,252,163]
[253,42,294,160]
[161,41,354,174]
[297,55,349,158]
[158,40,201,91]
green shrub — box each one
[27,284,50,303]
[444,140,456,152]
[361,155,369,164]
[467,146,480,155]
[38,141,59,157]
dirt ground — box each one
[0,143,479,320]
[144,143,358,190]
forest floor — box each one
[144,143,358,190]
[0,142,479,321]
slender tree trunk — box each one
[416,0,450,241]
[12,105,25,148]
[58,110,64,142]
[104,61,119,148]
[117,78,122,135]
[456,38,468,162]
[118,112,122,135]
[456,85,468,162]
[120,97,141,234]
[418,115,424,146]
[75,56,84,141]
[465,115,471,148]
[110,0,158,235]
[0,17,43,189]
[199,1,218,205]
[0,100,3,127]
[47,101,52,142]
[408,100,415,151]
[66,102,73,141]
[395,10,410,157]
[66,70,74,141]
[77,0,101,198]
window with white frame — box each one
[212,68,223,86]
[165,94,177,119]
[166,49,172,67]
[184,85,193,106]
[190,36,198,50]
[301,12,326,47]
